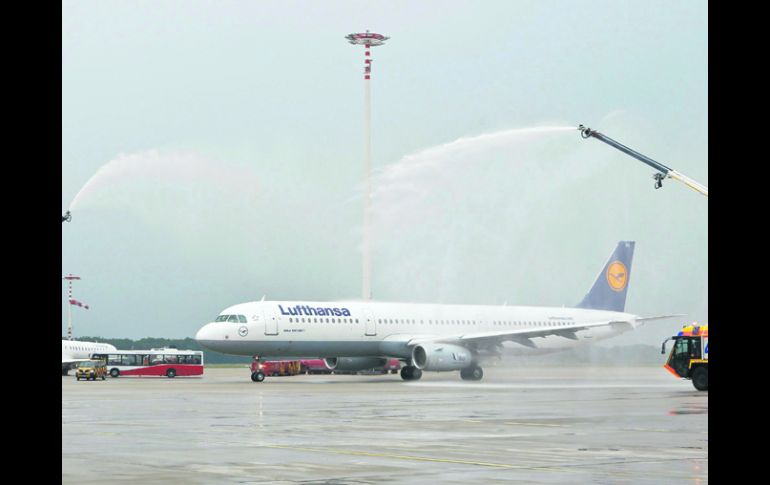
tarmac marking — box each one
[261,444,565,471]
[621,427,673,433]
[504,421,570,427]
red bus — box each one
[93,348,204,378]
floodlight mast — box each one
[62,274,81,340]
[346,31,389,300]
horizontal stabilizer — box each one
[636,314,686,322]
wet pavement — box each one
[62,366,707,484]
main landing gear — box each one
[400,366,423,381]
[400,364,485,381]
[460,365,484,381]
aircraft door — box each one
[265,305,279,336]
[363,307,376,336]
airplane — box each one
[62,339,117,375]
[196,241,681,381]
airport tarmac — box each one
[62,366,707,484]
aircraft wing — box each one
[405,319,634,350]
[62,356,91,365]
[405,314,684,350]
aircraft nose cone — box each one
[195,323,217,348]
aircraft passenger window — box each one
[289,318,293,323]
[238,315,247,323]
[356,319,359,323]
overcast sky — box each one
[62,0,707,343]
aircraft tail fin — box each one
[576,241,635,312]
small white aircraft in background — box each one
[62,340,116,375]
[197,241,682,381]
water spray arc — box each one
[578,125,708,197]
[346,31,389,300]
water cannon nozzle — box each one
[653,173,665,190]
[62,210,72,223]
[578,124,593,139]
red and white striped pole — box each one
[63,274,80,340]
[346,31,388,300]
[362,42,372,301]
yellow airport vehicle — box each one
[75,360,107,381]
[661,324,708,391]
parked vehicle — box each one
[75,360,107,381]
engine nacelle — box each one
[323,357,388,371]
[411,343,472,371]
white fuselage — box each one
[62,340,117,360]
[62,340,118,374]
[195,300,636,360]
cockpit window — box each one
[215,314,247,323]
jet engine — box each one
[411,343,472,371]
[323,357,388,371]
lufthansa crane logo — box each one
[238,326,249,337]
[606,261,628,292]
